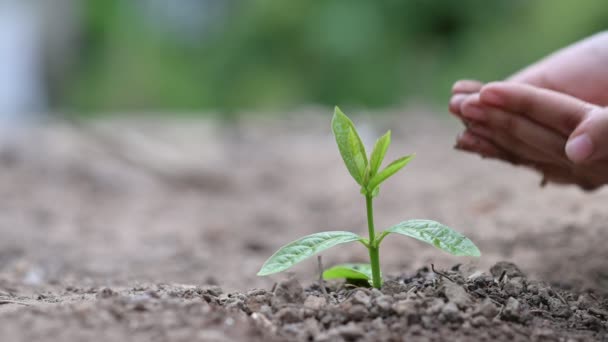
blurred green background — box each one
[46,0,608,114]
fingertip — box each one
[449,94,468,115]
[479,82,509,107]
[452,79,484,94]
[565,134,593,163]
[460,93,487,121]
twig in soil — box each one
[0,299,30,306]
[554,291,568,306]
[530,309,552,316]
[431,264,454,283]
[317,256,329,299]
[495,304,504,320]
[498,270,507,283]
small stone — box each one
[275,307,304,324]
[442,282,471,309]
[532,328,557,341]
[502,297,524,322]
[271,278,304,307]
[504,277,525,297]
[96,288,116,299]
[374,295,393,312]
[526,281,541,295]
[547,297,571,318]
[576,293,595,309]
[471,315,488,327]
[345,304,368,321]
[393,299,420,324]
[425,298,446,315]
[490,261,524,279]
[245,294,270,313]
[381,280,408,295]
[392,299,417,315]
[474,298,498,318]
[338,322,365,339]
[303,295,326,310]
[440,302,461,322]
[370,288,383,298]
[201,286,223,297]
[350,290,371,307]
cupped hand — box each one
[456,82,608,190]
[448,31,608,189]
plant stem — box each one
[365,195,382,289]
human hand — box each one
[448,31,608,190]
[455,82,608,190]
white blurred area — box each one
[0,0,77,125]
[0,0,45,120]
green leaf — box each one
[332,106,368,186]
[380,219,481,257]
[323,263,373,281]
[367,155,414,193]
[369,130,391,178]
[257,231,364,276]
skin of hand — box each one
[448,31,608,190]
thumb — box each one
[565,107,608,163]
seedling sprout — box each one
[257,107,480,289]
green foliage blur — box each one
[61,0,608,114]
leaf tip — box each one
[471,247,482,257]
[256,269,267,276]
[333,105,344,117]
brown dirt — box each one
[1,110,607,341]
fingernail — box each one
[481,89,505,107]
[461,103,485,121]
[449,94,467,112]
[565,134,593,163]
[459,131,477,147]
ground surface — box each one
[1,110,607,341]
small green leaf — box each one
[367,154,414,192]
[323,263,372,281]
[380,219,481,257]
[257,231,364,276]
[332,106,368,186]
[369,130,391,178]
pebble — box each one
[490,261,524,278]
[350,290,371,307]
[271,278,304,307]
[440,302,461,322]
[474,298,498,318]
[303,295,327,310]
[275,307,304,324]
[502,297,524,322]
[504,277,525,297]
[443,282,471,309]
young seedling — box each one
[257,107,480,289]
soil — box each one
[1,110,608,341]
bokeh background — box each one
[4,5,608,339]
[2,0,608,117]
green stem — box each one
[366,195,382,289]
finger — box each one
[460,98,569,165]
[566,108,608,163]
[452,80,484,94]
[449,80,484,116]
[466,123,556,164]
[456,131,578,186]
[479,82,595,136]
[455,130,520,164]
[449,94,470,116]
